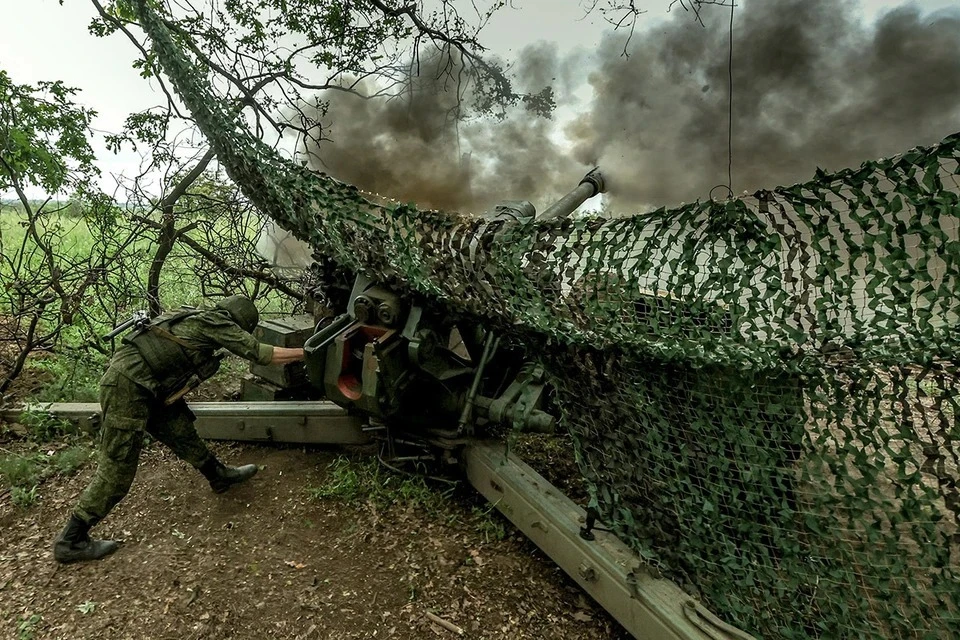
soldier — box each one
[52,295,305,564]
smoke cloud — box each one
[577,0,960,209]
[300,46,586,214]
[300,0,960,214]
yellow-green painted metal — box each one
[2,401,368,445]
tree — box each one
[583,0,733,52]
[89,0,555,152]
[0,70,97,195]
[116,150,306,316]
[85,0,330,317]
[98,106,308,316]
[0,66,300,397]
[80,0,560,322]
[0,69,141,394]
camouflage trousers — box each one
[74,368,215,526]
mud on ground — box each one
[0,439,631,640]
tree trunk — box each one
[145,148,216,316]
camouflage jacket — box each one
[104,308,274,395]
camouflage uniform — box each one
[73,307,274,526]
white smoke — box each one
[255,220,315,275]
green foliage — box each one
[470,504,508,543]
[0,445,94,509]
[0,45,305,399]
[0,130,140,396]
[10,485,39,509]
[308,456,453,516]
[16,614,41,640]
[76,601,97,615]
[0,408,94,512]
[308,456,512,540]
[1,446,95,484]
[0,453,43,489]
[105,110,171,154]
[51,446,93,476]
[0,190,296,398]
[26,351,106,404]
[0,69,98,194]
[19,408,79,441]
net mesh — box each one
[135,3,960,636]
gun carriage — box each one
[301,169,606,468]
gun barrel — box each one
[538,169,606,221]
[102,310,148,341]
[102,317,137,341]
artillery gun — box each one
[301,169,607,465]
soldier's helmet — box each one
[215,295,259,333]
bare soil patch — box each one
[0,439,630,640]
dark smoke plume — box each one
[576,0,960,209]
[300,46,587,214]
[301,0,960,213]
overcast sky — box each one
[1,0,958,203]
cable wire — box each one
[727,0,735,194]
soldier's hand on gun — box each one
[270,347,305,366]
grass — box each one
[307,456,454,515]
[10,485,39,509]
[0,442,94,510]
[308,455,513,539]
[0,207,292,314]
[51,445,93,476]
[16,614,42,640]
[0,203,97,250]
[0,453,43,488]
[0,409,89,506]
[26,351,107,404]
[18,409,81,441]
[471,503,509,542]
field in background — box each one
[0,204,296,403]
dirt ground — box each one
[0,436,631,640]
[0,351,630,639]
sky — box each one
[1,0,958,207]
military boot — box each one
[200,458,259,494]
[53,515,120,564]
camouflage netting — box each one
[134,2,959,637]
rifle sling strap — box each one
[147,324,201,350]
